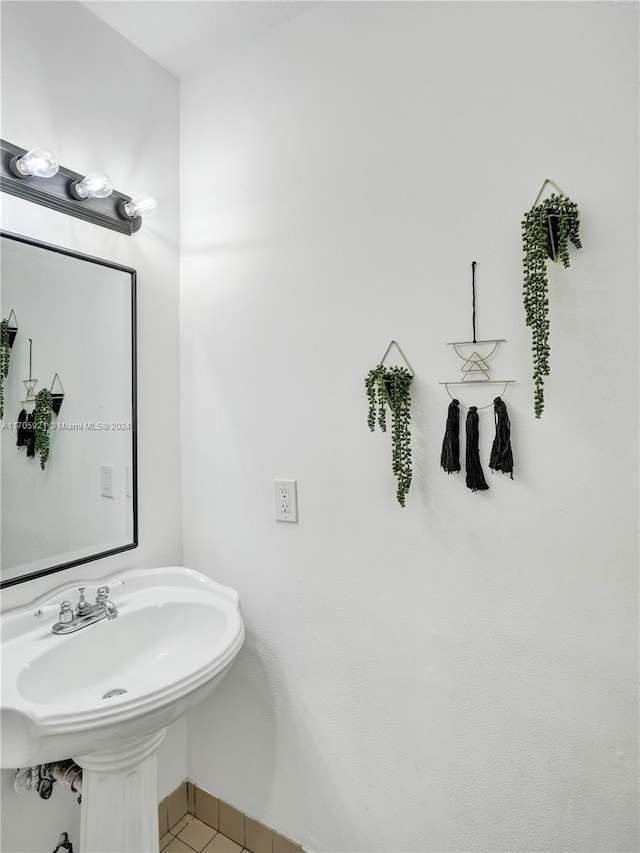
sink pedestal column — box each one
[75,728,167,853]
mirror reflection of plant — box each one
[366,365,413,507]
[34,388,53,470]
[521,193,581,417]
[0,319,10,419]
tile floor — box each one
[161,813,246,853]
[159,781,303,853]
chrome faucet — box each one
[51,584,120,635]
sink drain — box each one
[102,688,128,699]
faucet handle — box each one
[58,601,74,624]
[96,580,124,600]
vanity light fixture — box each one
[119,192,158,220]
[1,139,153,235]
[69,171,113,200]
[9,146,59,179]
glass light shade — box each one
[14,147,59,178]
[73,172,113,199]
[122,193,158,218]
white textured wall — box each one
[180,3,638,851]
[0,3,184,851]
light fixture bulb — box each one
[120,192,158,219]
[71,171,113,200]
[11,146,59,178]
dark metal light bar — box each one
[0,139,142,235]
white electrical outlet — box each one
[274,479,298,522]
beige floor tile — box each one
[167,782,189,828]
[219,800,244,847]
[170,818,189,836]
[163,838,195,853]
[195,787,220,830]
[272,830,302,853]
[160,833,174,851]
[177,818,217,852]
[244,816,272,853]
[202,832,243,853]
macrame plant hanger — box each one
[439,262,515,489]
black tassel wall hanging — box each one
[440,398,461,473]
[26,412,36,458]
[465,406,489,492]
[16,408,29,447]
[439,261,517,493]
[489,396,513,478]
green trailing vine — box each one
[366,365,413,507]
[34,388,53,470]
[0,319,11,419]
[521,193,581,417]
[366,364,387,432]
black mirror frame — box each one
[0,231,138,588]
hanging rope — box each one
[471,261,477,344]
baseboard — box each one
[159,779,304,853]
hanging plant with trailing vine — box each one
[521,192,581,418]
[34,388,53,470]
[366,365,413,507]
[0,319,11,419]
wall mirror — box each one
[0,231,137,587]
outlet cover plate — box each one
[274,479,298,523]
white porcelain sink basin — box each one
[1,566,245,768]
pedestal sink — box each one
[1,566,245,852]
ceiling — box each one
[82,1,321,80]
